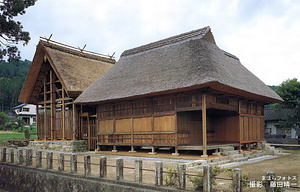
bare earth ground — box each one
[1,145,300,191]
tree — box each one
[0,0,37,61]
[275,78,300,138]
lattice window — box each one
[132,100,152,115]
[98,104,114,118]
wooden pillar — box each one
[72,102,76,139]
[203,165,212,192]
[70,153,77,173]
[87,116,90,150]
[177,163,186,189]
[36,105,39,140]
[43,77,47,140]
[155,161,163,186]
[36,151,42,168]
[202,93,208,157]
[9,149,14,163]
[173,98,179,156]
[84,155,91,175]
[58,153,64,171]
[26,149,33,166]
[116,158,124,180]
[233,168,242,192]
[47,152,53,169]
[62,90,65,140]
[238,100,242,152]
[135,159,142,183]
[99,156,107,178]
[50,70,55,140]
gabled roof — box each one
[265,108,294,121]
[19,40,115,104]
[75,26,283,105]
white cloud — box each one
[14,0,300,85]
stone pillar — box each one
[135,159,142,183]
[84,155,91,176]
[17,149,23,165]
[233,168,242,192]
[36,151,42,168]
[265,172,275,192]
[70,153,77,173]
[177,163,186,189]
[155,161,163,186]
[46,152,53,169]
[1,147,6,163]
[116,158,123,180]
[203,165,212,192]
[8,149,14,163]
[26,149,33,166]
[99,156,107,178]
[148,146,157,155]
[58,153,64,171]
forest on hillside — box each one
[0,60,31,111]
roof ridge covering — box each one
[40,40,116,64]
[121,26,212,57]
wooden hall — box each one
[75,26,282,156]
[18,38,115,148]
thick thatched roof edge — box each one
[75,81,282,106]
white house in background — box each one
[265,108,297,139]
[12,104,36,126]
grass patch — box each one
[0,131,36,145]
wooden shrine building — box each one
[75,26,282,155]
[19,38,115,149]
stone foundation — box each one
[28,140,88,152]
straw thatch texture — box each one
[19,40,115,103]
[75,26,282,104]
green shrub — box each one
[164,167,177,187]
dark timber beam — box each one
[201,93,208,157]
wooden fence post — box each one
[71,153,77,173]
[135,159,142,183]
[233,168,242,192]
[46,152,53,169]
[1,147,6,162]
[265,172,275,192]
[177,163,186,189]
[155,161,163,186]
[36,151,42,168]
[203,165,212,192]
[84,155,91,175]
[58,153,64,171]
[26,149,33,166]
[9,148,14,163]
[99,156,107,178]
[17,149,23,165]
[116,158,123,180]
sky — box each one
[15,0,300,86]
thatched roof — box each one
[265,108,294,121]
[75,26,282,105]
[19,40,115,104]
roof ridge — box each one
[121,26,211,57]
[40,40,116,64]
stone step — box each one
[219,147,234,152]
[221,150,239,156]
[210,156,230,163]
[232,157,248,163]
[208,160,231,167]
[229,153,244,159]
